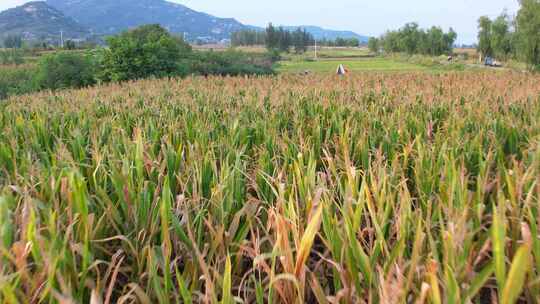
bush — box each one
[35,52,96,90]
[267,49,282,62]
[184,50,274,76]
[0,66,38,99]
[97,24,192,82]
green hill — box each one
[46,0,247,41]
[0,1,89,42]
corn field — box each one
[1,72,540,303]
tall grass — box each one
[1,71,540,303]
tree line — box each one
[231,30,266,47]
[368,23,457,56]
[232,25,362,52]
[232,25,315,53]
[478,0,540,69]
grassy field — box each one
[221,46,416,74]
[276,47,442,73]
[281,47,372,59]
[277,57,427,73]
[1,71,540,303]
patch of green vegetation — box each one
[276,57,428,73]
[279,47,370,62]
[0,25,276,99]
[35,51,96,90]
[0,49,24,65]
[315,47,371,58]
[0,65,37,99]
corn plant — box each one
[1,71,540,303]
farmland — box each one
[276,57,428,73]
[1,70,540,303]
[203,46,432,73]
[275,47,476,74]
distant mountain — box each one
[0,0,369,44]
[46,0,248,41]
[282,26,369,43]
[0,1,89,41]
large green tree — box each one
[292,28,313,53]
[421,26,443,55]
[98,24,191,82]
[276,27,291,52]
[491,14,513,59]
[478,16,493,59]
[382,31,401,53]
[443,28,458,53]
[265,23,279,51]
[516,0,540,69]
[368,37,380,53]
[399,23,422,54]
[476,13,515,61]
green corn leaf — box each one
[501,245,531,304]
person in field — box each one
[336,64,349,75]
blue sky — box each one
[1,0,520,44]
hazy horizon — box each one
[1,0,520,44]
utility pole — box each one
[60,30,64,48]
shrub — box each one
[35,52,95,90]
[0,65,37,99]
[267,49,282,62]
[185,50,274,76]
[0,49,25,65]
